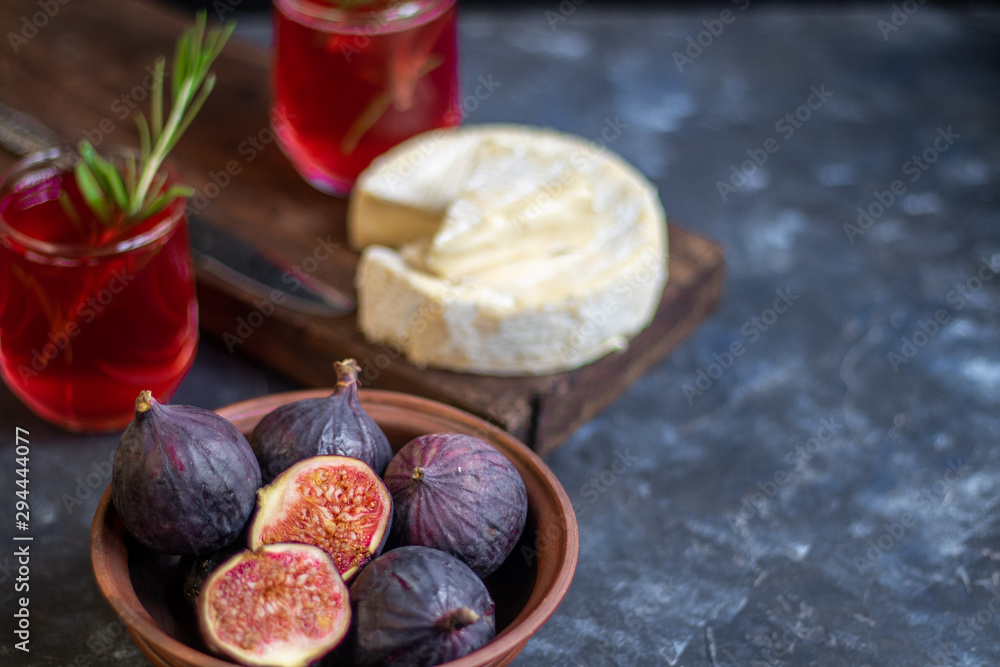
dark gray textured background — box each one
[2,4,999,666]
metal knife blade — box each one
[0,99,353,316]
[0,99,69,156]
[187,217,354,316]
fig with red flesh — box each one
[112,391,261,555]
[250,359,393,482]
[383,433,528,578]
[350,545,496,667]
[198,542,351,667]
[250,455,392,582]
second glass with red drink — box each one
[272,0,461,195]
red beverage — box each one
[272,0,461,194]
[0,150,198,432]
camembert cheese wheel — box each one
[349,124,668,376]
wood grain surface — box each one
[0,0,724,453]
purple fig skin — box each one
[112,391,262,556]
[250,360,393,482]
[383,433,528,578]
[350,546,496,667]
[180,538,247,607]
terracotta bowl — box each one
[91,389,579,667]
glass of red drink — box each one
[272,0,461,195]
[0,148,199,432]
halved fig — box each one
[249,455,392,582]
[198,543,350,667]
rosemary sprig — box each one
[74,11,235,229]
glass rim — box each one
[0,147,187,259]
[274,0,455,27]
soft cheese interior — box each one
[349,125,668,375]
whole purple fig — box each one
[249,359,392,482]
[350,546,496,667]
[112,391,261,555]
[384,433,528,578]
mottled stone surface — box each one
[2,5,998,667]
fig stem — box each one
[334,359,360,390]
[411,467,424,482]
[435,606,479,632]
[135,390,153,413]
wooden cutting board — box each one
[0,0,724,454]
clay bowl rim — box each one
[91,388,580,667]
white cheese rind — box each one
[351,124,668,376]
